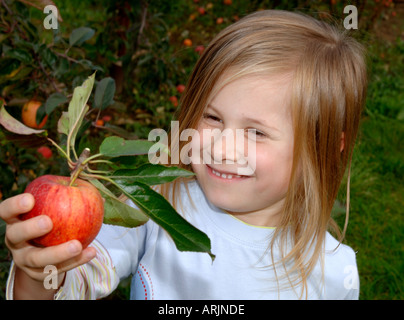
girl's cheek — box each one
[252,146,268,173]
[239,139,258,176]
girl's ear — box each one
[340,132,345,152]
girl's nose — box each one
[211,128,247,165]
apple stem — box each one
[69,148,90,186]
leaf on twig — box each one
[114,180,215,261]
[112,163,194,186]
[94,77,115,110]
[4,49,32,64]
[65,73,95,153]
[99,136,163,157]
[45,92,68,114]
[70,27,95,47]
[57,111,69,135]
[0,104,45,135]
[90,179,149,228]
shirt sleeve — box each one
[5,239,119,300]
[55,240,120,300]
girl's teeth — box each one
[212,169,241,179]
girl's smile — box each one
[206,164,252,181]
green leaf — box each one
[39,45,57,68]
[0,59,20,77]
[103,123,138,140]
[0,104,45,135]
[99,136,156,157]
[103,195,149,228]
[77,59,104,72]
[397,107,404,121]
[114,180,215,261]
[90,179,149,228]
[45,92,68,114]
[4,49,32,64]
[112,163,194,186]
[57,111,69,135]
[66,72,95,153]
[8,66,32,81]
[0,218,6,237]
[35,103,47,126]
[94,77,116,110]
[69,27,95,47]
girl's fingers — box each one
[56,246,97,274]
[0,193,34,223]
[14,241,97,283]
[21,240,96,271]
[22,240,84,269]
[6,215,52,248]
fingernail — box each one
[68,242,80,255]
[85,249,96,260]
[38,217,50,230]
[20,194,32,209]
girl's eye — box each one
[247,128,267,139]
[203,113,222,123]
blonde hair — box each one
[162,10,367,298]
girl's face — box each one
[191,74,294,227]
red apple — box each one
[198,7,206,15]
[37,146,53,159]
[195,45,204,55]
[20,175,104,248]
[102,115,112,122]
[176,84,185,93]
[169,96,178,107]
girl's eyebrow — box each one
[205,104,220,114]
[207,104,281,133]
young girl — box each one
[2,10,367,300]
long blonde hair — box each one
[162,10,367,298]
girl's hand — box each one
[0,193,97,299]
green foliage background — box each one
[0,0,403,299]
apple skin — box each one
[20,175,104,249]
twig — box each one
[54,51,79,64]
[69,148,90,186]
[34,53,61,93]
[136,2,148,47]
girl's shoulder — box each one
[321,232,359,299]
[324,232,357,260]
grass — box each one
[334,39,404,300]
[341,117,404,299]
